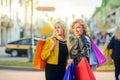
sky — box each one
[37,0,102,19]
[36,0,102,28]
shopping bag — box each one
[102,42,112,61]
[75,58,96,80]
[63,62,75,80]
[33,40,46,70]
[63,62,74,80]
[90,38,106,66]
[90,44,98,66]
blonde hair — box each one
[71,19,90,37]
[52,20,68,40]
[114,25,120,40]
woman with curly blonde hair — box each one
[71,19,90,37]
[69,19,91,66]
[108,25,120,80]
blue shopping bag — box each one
[90,45,98,66]
[90,38,106,66]
[63,62,75,80]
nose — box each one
[74,28,78,32]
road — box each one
[0,69,115,80]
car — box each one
[5,37,40,57]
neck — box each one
[56,36,65,41]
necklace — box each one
[59,40,67,44]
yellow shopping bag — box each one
[102,42,112,62]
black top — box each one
[108,36,120,60]
[45,40,68,80]
[58,40,68,67]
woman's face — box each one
[72,22,84,38]
[55,24,64,36]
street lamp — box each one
[28,0,34,62]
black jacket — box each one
[108,36,120,60]
[70,35,91,66]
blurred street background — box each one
[1,0,120,48]
[1,0,120,80]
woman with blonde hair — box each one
[66,19,97,80]
[108,25,120,80]
[41,20,70,80]
[69,19,91,66]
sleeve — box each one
[41,38,51,60]
[82,36,91,62]
[108,37,114,49]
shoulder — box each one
[81,35,90,43]
[45,37,52,43]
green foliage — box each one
[0,60,114,70]
[92,7,101,17]
[40,24,53,36]
[102,0,109,7]
[97,61,114,70]
[107,0,120,9]
[0,60,33,68]
[92,0,120,29]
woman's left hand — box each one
[67,58,73,65]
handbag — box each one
[90,38,106,66]
[33,40,46,70]
[63,62,75,80]
[75,58,96,80]
[89,45,98,66]
[102,42,112,62]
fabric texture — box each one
[41,38,70,65]
[70,35,91,66]
[74,58,96,80]
[33,40,46,70]
[108,36,120,60]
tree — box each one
[40,24,53,37]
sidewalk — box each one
[0,65,114,72]
[0,68,115,80]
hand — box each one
[51,37,57,46]
[67,58,73,65]
[50,37,57,52]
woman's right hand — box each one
[51,37,57,46]
[50,37,57,52]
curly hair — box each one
[114,25,120,40]
[71,19,90,37]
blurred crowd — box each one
[94,32,113,50]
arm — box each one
[81,36,91,62]
[41,38,52,60]
[108,37,114,49]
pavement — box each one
[0,65,115,80]
[0,68,115,80]
[0,65,114,72]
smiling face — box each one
[72,22,84,38]
[54,24,64,37]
